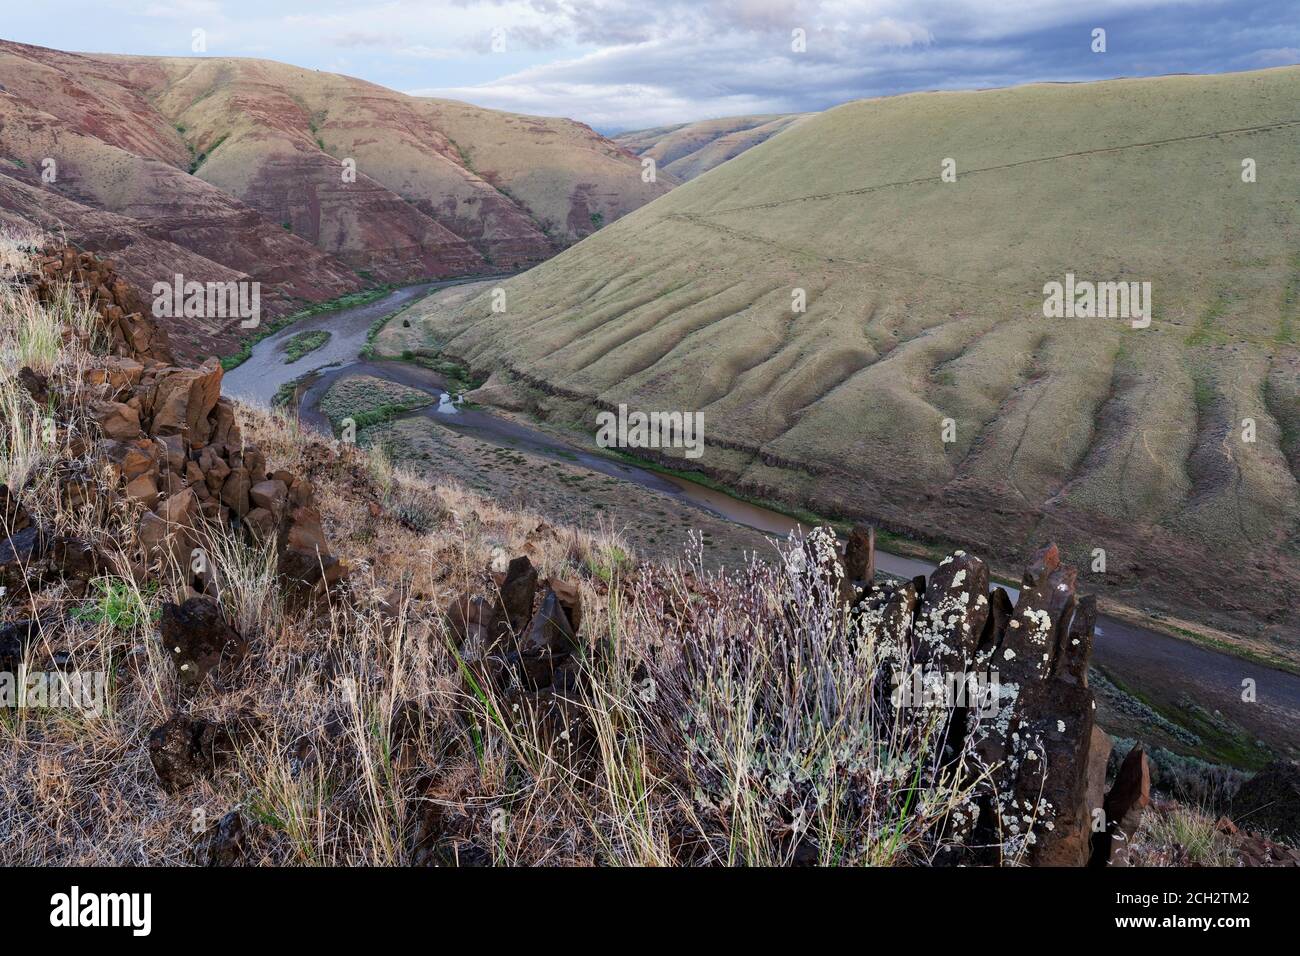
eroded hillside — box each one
[614,113,809,180]
[407,68,1300,648]
[0,39,669,356]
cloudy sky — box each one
[5,0,1297,130]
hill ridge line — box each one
[702,117,1300,215]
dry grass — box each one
[0,266,1005,865]
[1126,803,1239,867]
[3,268,1265,867]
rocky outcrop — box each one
[447,555,588,750]
[1,245,348,797]
[852,537,1107,866]
[25,245,174,363]
[1231,760,1300,843]
[21,246,346,601]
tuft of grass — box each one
[70,577,158,632]
[1130,805,1238,866]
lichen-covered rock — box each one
[827,532,1104,865]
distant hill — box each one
[614,113,810,180]
[411,68,1300,647]
[0,39,669,356]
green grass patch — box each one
[70,577,158,632]
[281,329,330,364]
[319,374,433,434]
[409,353,487,396]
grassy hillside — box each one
[405,68,1300,649]
[614,113,809,180]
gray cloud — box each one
[405,0,1298,129]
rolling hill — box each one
[405,67,1300,648]
[614,113,810,180]
[0,39,669,357]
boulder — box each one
[16,366,48,405]
[200,810,248,866]
[219,467,252,517]
[493,556,537,646]
[249,479,288,521]
[0,524,44,594]
[1232,760,1300,843]
[147,714,237,793]
[243,507,276,542]
[148,359,222,445]
[548,576,583,636]
[103,439,158,485]
[525,589,580,656]
[844,524,875,584]
[123,472,159,507]
[160,596,247,687]
[1100,742,1152,866]
[279,505,344,601]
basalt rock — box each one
[1095,742,1152,866]
[16,366,47,406]
[492,556,538,647]
[0,523,44,595]
[199,810,249,866]
[0,619,40,673]
[28,246,173,364]
[450,559,590,753]
[844,523,875,585]
[148,360,224,445]
[1213,813,1300,866]
[821,529,1106,866]
[0,484,30,534]
[1231,759,1300,844]
[147,714,240,793]
[24,246,344,602]
[160,596,247,688]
